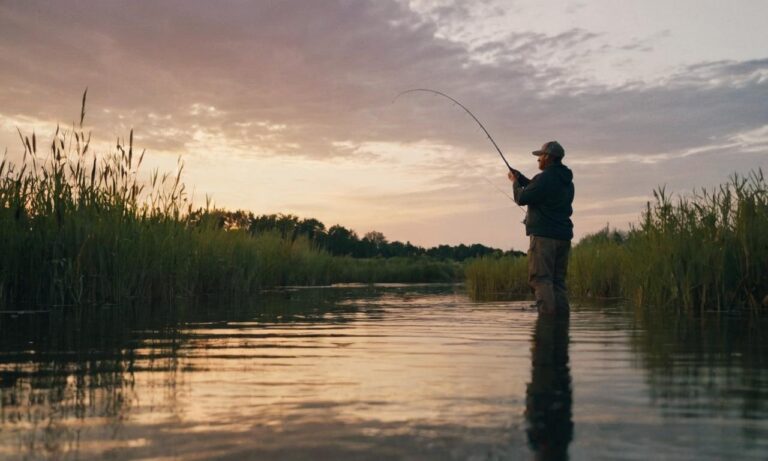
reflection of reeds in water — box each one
[0,98,459,311]
[629,308,768,423]
[467,171,768,311]
[0,308,183,459]
[0,289,365,459]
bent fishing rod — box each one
[393,88,519,175]
[394,88,524,208]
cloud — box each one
[0,1,481,161]
[1,1,765,161]
[618,29,671,53]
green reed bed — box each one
[465,254,528,300]
[465,229,625,301]
[624,173,767,311]
[466,171,768,311]
[0,115,457,311]
[331,256,460,284]
[567,228,626,299]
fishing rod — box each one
[393,88,518,174]
[394,88,524,210]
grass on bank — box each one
[466,170,768,311]
[0,111,458,310]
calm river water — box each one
[1,284,767,460]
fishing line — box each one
[393,88,525,212]
[481,175,516,203]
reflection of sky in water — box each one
[1,286,767,460]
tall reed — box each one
[567,227,626,299]
[464,255,528,300]
[624,171,767,311]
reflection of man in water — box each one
[525,314,573,460]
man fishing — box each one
[508,141,574,315]
[395,90,574,313]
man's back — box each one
[513,164,574,241]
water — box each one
[1,284,767,460]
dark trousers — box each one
[528,236,571,314]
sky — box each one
[1,0,766,250]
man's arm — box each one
[509,169,530,205]
[514,171,551,206]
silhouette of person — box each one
[525,313,573,460]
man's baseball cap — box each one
[532,141,565,158]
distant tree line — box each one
[188,210,524,260]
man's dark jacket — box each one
[513,164,574,241]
